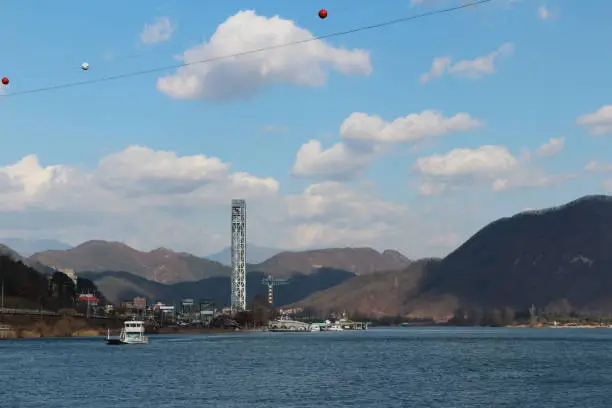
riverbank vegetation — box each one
[0,315,114,339]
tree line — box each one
[0,255,103,312]
[284,298,612,327]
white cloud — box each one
[140,17,174,45]
[604,179,612,192]
[291,139,378,180]
[536,137,564,157]
[157,10,371,100]
[0,144,493,259]
[420,57,451,83]
[585,160,612,173]
[0,141,579,261]
[292,110,482,180]
[0,155,73,211]
[414,145,519,177]
[285,181,406,222]
[96,146,229,196]
[413,144,573,195]
[281,181,410,249]
[576,106,612,135]
[491,172,575,192]
[0,146,278,215]
[0,146,424,256]
[339,111,482,143]
[420,43,514,83]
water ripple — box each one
[1,328,612,407]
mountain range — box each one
[203,244,284,265]
[28,243,411,283]
[5,194,612,318]
[293,195,612,318]
[29,240,230,283]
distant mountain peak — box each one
[75,240,129,249]
[382,249,411,263]
[256,246,412,277]
[150,247,174,254]
[29,240,231,284]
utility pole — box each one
[1,278,4,313]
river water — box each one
[1,327,611,407]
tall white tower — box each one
[231,199,247,314]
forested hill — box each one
[0,254,104,311]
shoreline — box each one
[0,325,265,340]
[4,320,610,339]
[505,324,611,329]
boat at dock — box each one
[268,315,312,332]
[268,313,368,332]
[105,318,149,345]
[320,315,368,331]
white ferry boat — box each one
[106,318,149,345]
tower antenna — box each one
[231,199,247,314]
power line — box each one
[0,0,495,98]
[14,1,384,81]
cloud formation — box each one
[282,181,410,248]
[420,43,514,83]
[536,137,565,157]
[0,146,422,256]
[585,160,612,173]
[157,10,372,100]
[576,106,612,135]
[140,17,174,45]
[291,110,482,180]
[413,143,573,196]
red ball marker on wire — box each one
[318,9,328,19]
[1,77,8,85]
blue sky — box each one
[0,0,611,257]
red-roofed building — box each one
[78,294,99,305]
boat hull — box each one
[105,338,148,345]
